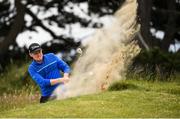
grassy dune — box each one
[0,79,179,118]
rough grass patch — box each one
[108,81,138,91]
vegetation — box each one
[128,48,180,80]
[0,79,179,118]
[138,0,180,52]
[0,62,179,117]
[0,62,39,111]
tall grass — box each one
[127,48,180,81]
[0,91,39,111]
[0,62,39,112]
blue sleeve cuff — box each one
[44,79,51,86]
[64,67,71,73]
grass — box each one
[0,61,179,117]
[0,62,40,111]
[0,79,179,118]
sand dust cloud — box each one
[54,0,141,99]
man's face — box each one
[29,50,43,62]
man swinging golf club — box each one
[28,43,70,103]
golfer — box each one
[28,43,70,103]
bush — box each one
[108,81,138,91]
[127,48,180,81]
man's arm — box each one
[50,77,69,85]
[55,55,71,81]
[28,66,69,87]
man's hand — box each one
[50,76,69,86]
[61,77,69,84]
[62,73,70,83]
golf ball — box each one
[76,48,82,54]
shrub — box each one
[108,81,138,91]
[127,48,180,81]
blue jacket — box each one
[28,53,70,96]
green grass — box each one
[0,62,29,94]
[0,79,179,118]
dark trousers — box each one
[40,95,57,103]
[40,96,50,103]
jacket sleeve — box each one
[55,55,71,73]
[28,66,51,87]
